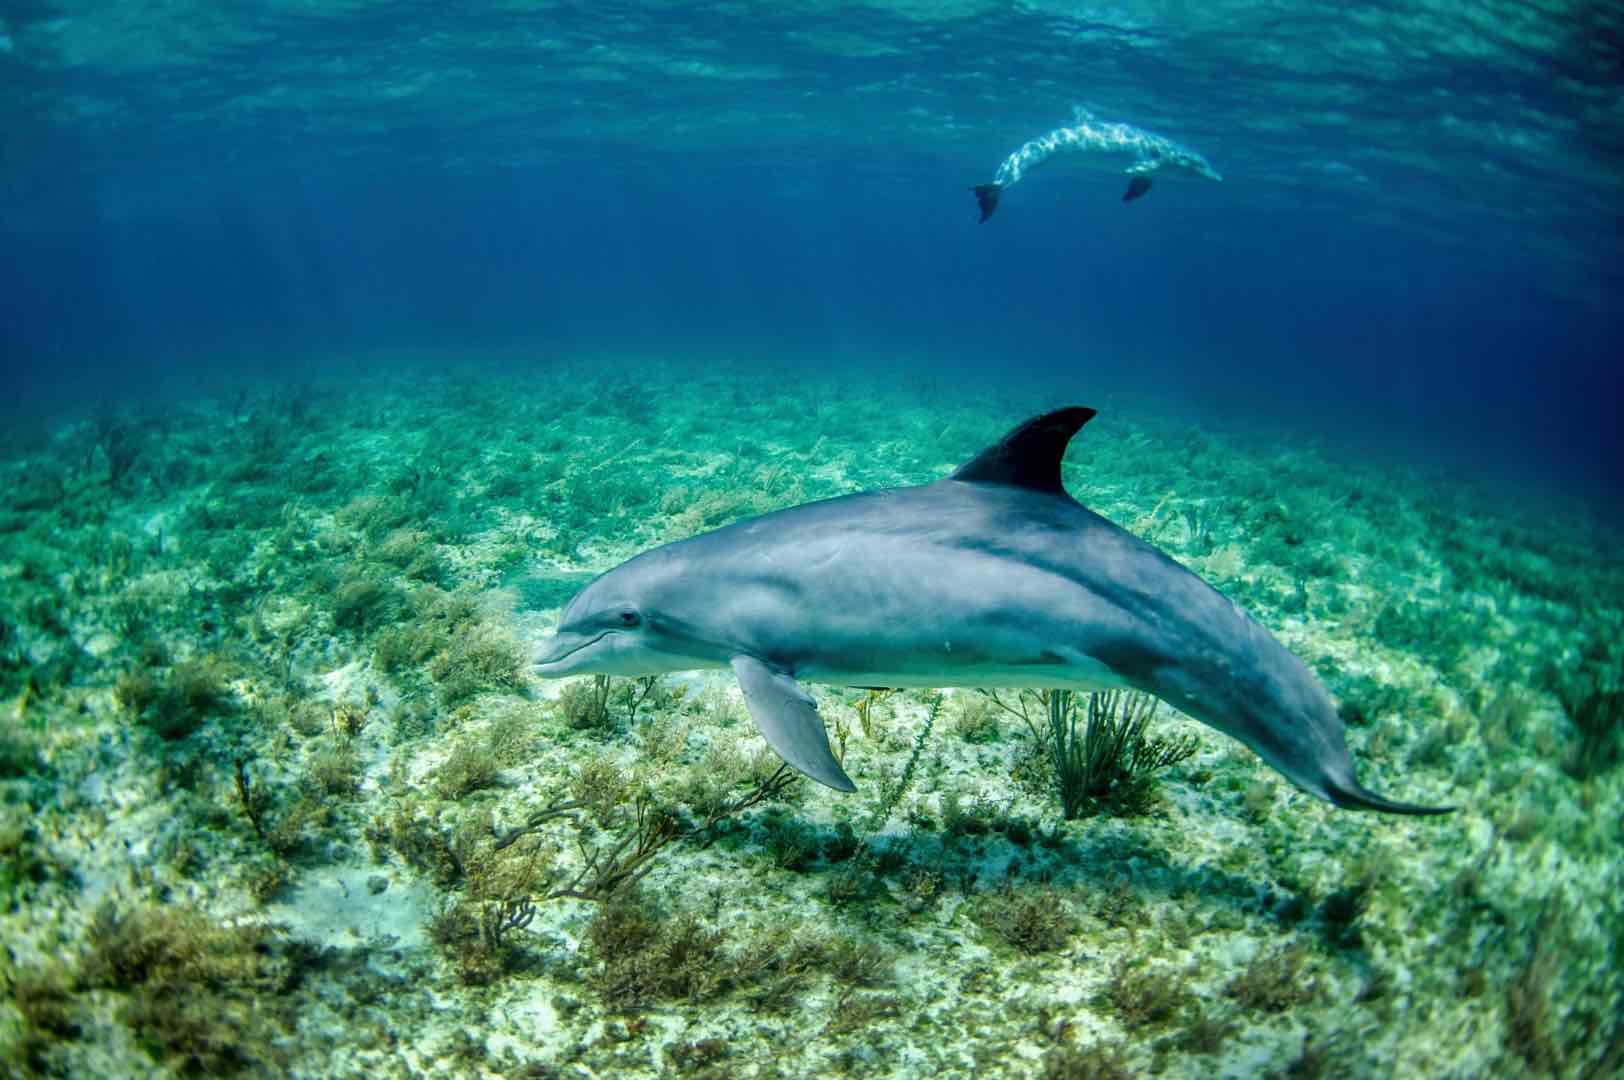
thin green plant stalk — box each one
[861,691,943,836]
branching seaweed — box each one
[1559,685,1623,780]
[551,796,685,901]
[425,768,801,982]
[860,690,941,835]
[1183,502,1218,555]
[1051,689,1200,819]
[979,687,1200,817]
[561,673,614,734]
[622,674,660,726]
[233,757,266,840]
[92,415,142,489]
[489,763,800,902]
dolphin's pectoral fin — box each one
[950,406,1097,495]
[730,656,857,793]
[971,183,1002,223]
[1123,176,1153,202]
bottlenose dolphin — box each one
[535,408,1448,816]
[972,109,1222,221]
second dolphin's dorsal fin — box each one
[950,406,1097,494]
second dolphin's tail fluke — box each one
[971,183,1002,223]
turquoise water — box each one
[1,4,1621,1077]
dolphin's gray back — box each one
[991,112,1222,187]
[648,478,1248,694]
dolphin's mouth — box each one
[534,630,610,672]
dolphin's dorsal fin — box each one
[950,406,1096,494]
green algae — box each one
[0,358,1619,1078]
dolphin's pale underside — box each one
[534,408,1450,817]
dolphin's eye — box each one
[618,610,641,628]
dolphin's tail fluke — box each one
[971,183,1001,223]
[1324,775,1454,816]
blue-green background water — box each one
[5,6,1624,1076]
[2,1,1621,490]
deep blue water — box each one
[3,2,1620,500]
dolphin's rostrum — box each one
[535,408,1450,816]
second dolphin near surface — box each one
[535,407,1449,817]
[972,109,1222,221]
